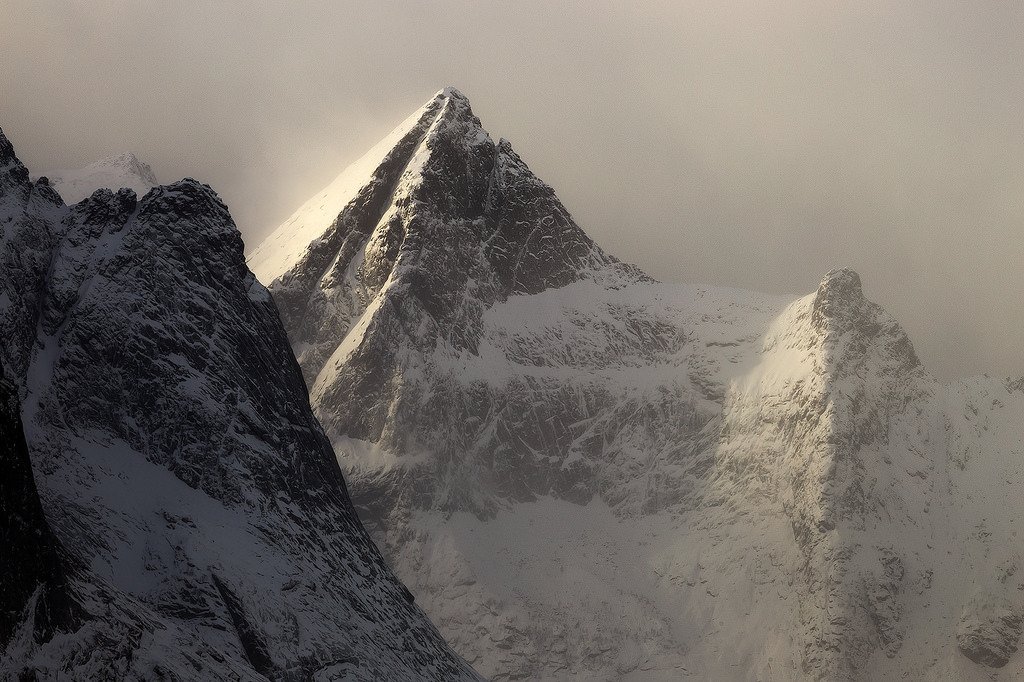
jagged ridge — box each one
[0,126,480,680]
[255,89,1024,681]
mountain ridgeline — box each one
[5,85,1024,681]
[254,88,1024,681]
[0,127,479,680]
[249,87,645,517]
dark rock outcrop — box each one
[957,605,1023,668]
[0,125,479,680]
[0,362,81,649]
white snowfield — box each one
[254,87,1024,681]
[33,152,158,204]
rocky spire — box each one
[252,87,643,392]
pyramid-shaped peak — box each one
[427,86,480,126]
[433,86,470,101]
[422,87,480,128]
[250,85,640,296]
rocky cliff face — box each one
[250,88,643,519]
[255,88,1024,680]
[0,127,479,680]
[0,360,81,657]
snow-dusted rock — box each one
[256,87,1024,680]
[251,87,645,515]
[957,599,1023,668]
[0,127,479,680]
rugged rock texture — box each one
[711,268,934,678]
[957,601,1023,668]
[0,127,479,680]
[255,88,1024,680]
[250,87,643,518]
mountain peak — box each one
[35,152,158,204]
[437,85,469,100]
[250,86,633,291]
[807,266,920,374]
[815,265,862,304]
[251,89,642,446]
[818,267,863,300]
[88,151,158,182]
[812,267,868,331]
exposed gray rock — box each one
[957,603,1023,668]
[0,125,480,680]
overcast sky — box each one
[3,1,1023,379]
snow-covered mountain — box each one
[0,128,480,680]
[33,152,158,204]
[254,88,1024,680]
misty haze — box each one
[3,2,1024,681]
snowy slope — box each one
[255,88,1024,681]
[34,152,158,204]
[0,127,480,680]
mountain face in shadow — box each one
[0,126,480,681]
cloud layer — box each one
[3,1,1022,378]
